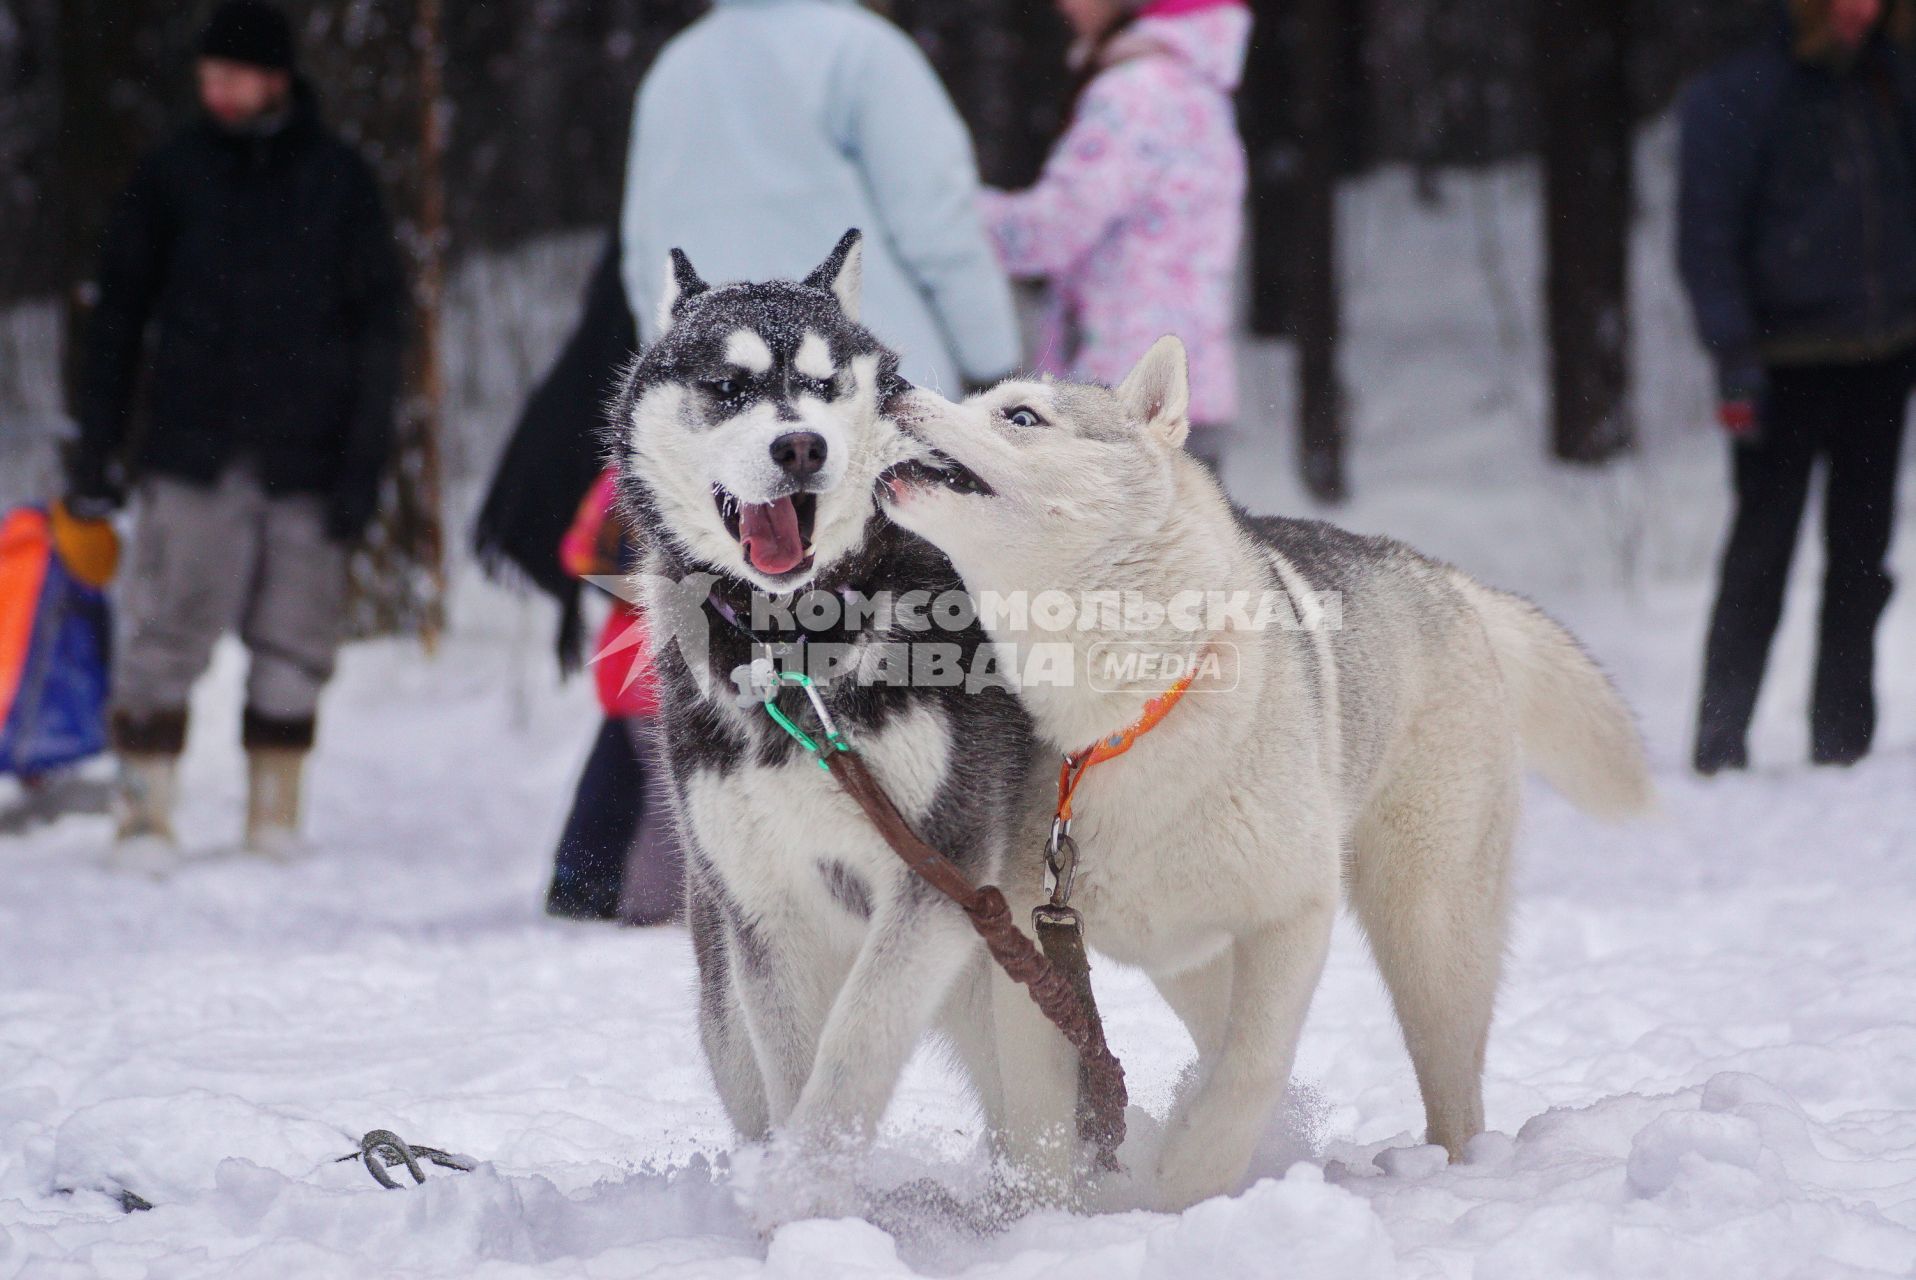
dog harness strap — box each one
[707,584,865,650]
[1055,672,1197,825]
[704,589,767,645]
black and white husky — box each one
[608,232,1038,1216]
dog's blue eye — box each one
[708,379,742,399]
[1005,406,1044,428]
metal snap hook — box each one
[1045,831,1079,908]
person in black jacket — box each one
[66,0,406,863]
[1678,0,1916,774]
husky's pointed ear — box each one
[1116,335,1191,448]
[803,229,864,321]
[655,248,710,334]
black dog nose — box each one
[770,432,828,478]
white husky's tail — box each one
[1452,577,1655,819]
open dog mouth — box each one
[878,449,994,501]
[712,485,818,577]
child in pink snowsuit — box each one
[982,0,1249,456]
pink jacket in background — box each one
[981,0,1250,426]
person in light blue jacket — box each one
[620,0,1019,395]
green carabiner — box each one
[761,669,853,768]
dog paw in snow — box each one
[740,1134,866,1231]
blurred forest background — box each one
[0,0,1774,628]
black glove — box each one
[61,443,125,520]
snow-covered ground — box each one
[4,150,1915,1277]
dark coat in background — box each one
[1678,0,1916,398]
[72,83,405,541]
[472,234,637,669]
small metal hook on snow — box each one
[341,1130,476,1190]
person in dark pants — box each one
[547,719,646,921]
[66,0,404,865]
[1678,0,1916,773]
[547,469,682,925]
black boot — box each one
[1692,735,1749,776]
[1694,427,1814,777]
[1809,537,1895,768]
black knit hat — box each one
[199,1,296,72]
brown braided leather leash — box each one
[821,749,1127,1169]
[736,622,1128,1170]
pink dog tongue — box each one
[738,497,805,574]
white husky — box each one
[880,336,1656,1209]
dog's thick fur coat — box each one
[884,337,1656,1209]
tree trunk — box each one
[1293,0,1347,502]
[408,0,449,645]
[890,0,1066,190]
[53,0,154,402]
[1240,0,1294,338]
[1538,0,1634,463]
[322,0,451,642]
